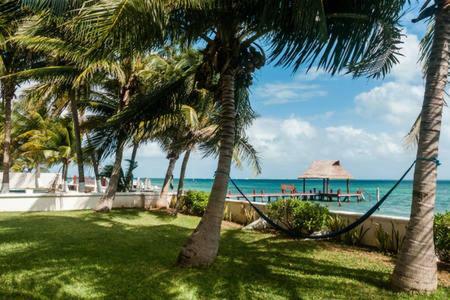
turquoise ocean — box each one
[150,178,449,217]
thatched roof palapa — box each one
[298,160,352,180]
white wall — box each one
[0,192,159,212]
[0,194,409,250]
[0,172,61,189]
[223,199,409,249]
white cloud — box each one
[246,117,411,178]
[294,68,330,81]
[355,82,423,127]
[254,82,327,105]
[390,32,423,83]
[354,31,427,129]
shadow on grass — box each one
[0,210,429,299]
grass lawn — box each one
[0,210,448,299]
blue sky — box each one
[117,4,450,180]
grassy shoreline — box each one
[0,210,448,299]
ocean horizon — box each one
[147,178,449,218]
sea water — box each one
[149,178,449,217]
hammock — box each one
[228,157,439,240]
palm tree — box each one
[0,0,96,193]
[124,141,139,191]
[0,0,43,193]
[391,0,449,292]
[12,106,76,190]
[92,54,177,211]
[72,0,406,266]
[174,1,407,267]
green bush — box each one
[326,215,369,246]
[267,199,329,235]
[434,211,449,262]
[182,190,209,216]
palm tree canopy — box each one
[64,0,406,78]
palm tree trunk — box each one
[86,135,102,193]
[177,70,236,267]
[62,161,68,192]
[125,142,139,191]
[69,90,85,193]
[157,156,178,208]
[174,149,191,214]
[35,163,40,189]
[1,79,15,194]
[95,136,125,212]
[391,1,449,292]
[92,158,102,193]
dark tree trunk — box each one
[62,161,69,192]
[69,90,85,192]
[391,1,449,292]
[157,155,178,208]
[86,135,102,193]
[125,142,139,191]
[177,70,236,267]
[92,158,102,193]
[174,149,191,214]
[1,79,15,193]
[94,74,135,210]
[95,136,125,211]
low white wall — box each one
[223,199,409,249]
[0,172,61,189]
[0,192,159,212]
[0,194,409,250]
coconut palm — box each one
[391,0,449,292]
[38,117,76,192]
[72,0,407,266]
[12,106,76,190]
[0,0,45,192]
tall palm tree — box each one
[174,1,406,267]
[392,0,449,292]
[92,54,181,211]
[39,117,76,192]
[12,106,76,190]
[72,0,406,267]
[0,0,95,193]
[0,0,43,193]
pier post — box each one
[346,179,350,194]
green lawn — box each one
[0,210,448,299]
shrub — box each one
[434,211,449,263]
[182,190,209,216]
[326,215,369,246]
[267,199,329,235]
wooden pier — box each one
[227,160,365,204]
[226,191,363,203]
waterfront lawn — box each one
[0,210,448,299]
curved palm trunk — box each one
[157,156,178,208]
[62,161,69,192]
[69,90,86,193]
[93,159,102,193]
[95,75,135,209]
[86,135,102,193]
[174,149,192,214]
[95,136,125,212]
[125,142,139,191]
[177,71,236,267]
[34,163,40,189]
[1,79,15,194]
[392,2,449,292]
